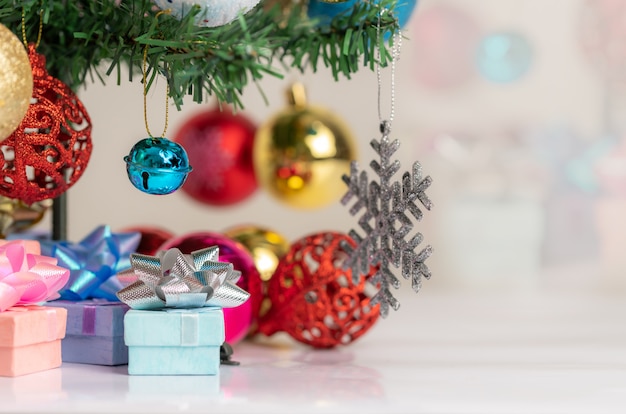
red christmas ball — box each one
[258,232,380,348]
[0,45,92,204]
[174,107,257,206]
[121,226,175,256]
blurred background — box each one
[30,0,626,294]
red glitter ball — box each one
[258,231,380,348]
[0,45,92,204]
[174,107,257,206]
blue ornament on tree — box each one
[124,137,192,195]
[476,31,533,83]
[307,0,417,29]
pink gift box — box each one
[0,306,67,377]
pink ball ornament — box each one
[159,231,261,344]
[409,4,480,89]
[579,0,626,82]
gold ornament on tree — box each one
[253,82,357,209]
[0,23,33,141]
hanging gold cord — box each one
[21,5,43,48]
[142,9,171,139]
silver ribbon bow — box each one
[116,246,249,310]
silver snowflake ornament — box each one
[341,121,433,318]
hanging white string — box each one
[376,8,402,135]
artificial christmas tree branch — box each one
[1,0,399,109]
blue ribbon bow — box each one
[41,225,141,301]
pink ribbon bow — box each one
[0,240,70,312]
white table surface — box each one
[2,284,626,414]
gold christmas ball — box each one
[0,196,52,238]
[223,225,290,334]
[0,24,33,141]
[253,83,357,209]
[223,225,290,283]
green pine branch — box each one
[0,0,400,109]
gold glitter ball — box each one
[0,24,33,141]
[253,82,357,209]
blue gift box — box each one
[124,308,225,376]
[47,300,130,366]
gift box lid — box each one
[47,300,129,337]
[0,306,67,347]
[124,308,224,347]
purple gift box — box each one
[47,300,130,366]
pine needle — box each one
[1,0,399,109]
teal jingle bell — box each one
[124,137,192,195]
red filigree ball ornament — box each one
[0,45,92,204]
[258,232,380,348]
[174,106,258,206]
